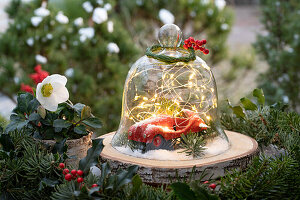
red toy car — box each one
[128,109,208,150]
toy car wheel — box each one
[146,134,173,151]
[153,135,163,147]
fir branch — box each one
[177,132,206,158]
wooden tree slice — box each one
[99,131,258,184]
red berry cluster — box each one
[59,163,84,183]
[183,37,209,55]
[58,163,98,189]
[20,65,49,94]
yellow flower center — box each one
[41,83,53,97]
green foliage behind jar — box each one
[254,0,300,113]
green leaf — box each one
[0,133,14,152]
[253,88,265,106]
[5,114,29,133]
[53,119,72,129]
[74,125,87,135]
[170,182,197,200]
[28,113,40,121]
[131,174,143,195]
[82,117,102,129]
[79,138,104,174]
[240,97,258,111]
[37,106,46,119]
[73,103,85,116]
[81,105,91,119]
[38,178,59,191]
[97,162,111,186]
[227,100,246,119]
[53,139,67,155]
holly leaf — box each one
[53,119,72,129]
[226,100,246,119]
[131,174,143,195]
[170,182,197,200]
[79,138,104,174]
[97,162,111,186]
[253,88,265,106]
[82,117,102,129]
[38,177,59,191]
[240,97,258,111]
[74,125,87,135]
[52,138,67,155]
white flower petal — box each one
[107,42,119,53]
[107,21,113,33]
[34,7,50,17]
[49,74,67,86]
[35,54,47,64]
[31,16,43,27]
[41,96,58,112]
[82,1,93,13]
[36,83,46,104]
[52,82,69,103]
[56,12,69,24]
[74,17,84,26]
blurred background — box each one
[0,0,299,134]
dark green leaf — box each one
[82,117,102,129]
[28,113,40,121]
[53,119,72,129]
[53,138,67,155]
[253,88,265,106]
[38,178,59,191]
[0,133,14,152]
[79,138,104,174]
[74,125,87,135]
[131,174,142,195]
[170,182,197,200]
[240,97,258,111]
[73,103,85,116]
[5,115,29,133]
[227,100,246,119]
[97,162,111,186]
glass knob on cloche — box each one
[111,24,229,161]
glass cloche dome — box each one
[111,24,229,160]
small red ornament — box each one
[77,177,84,183]
[209,183,216,189]
[71,169,77,176]
[203,181,209,184]
[65,174,72,181]
[77,170,84,176]
[59,163,65,169]
[91,184,98,188]
[63,168,69,175]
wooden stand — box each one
[99,131,258,184]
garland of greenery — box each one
[145,44,196,63]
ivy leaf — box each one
[240,97,258,111]
[170,182,197,200]
[74,125,87,135]
[79,138,104,174]
[226,100,246,119]
[253,88,265,106]
[82,117,102,129]
[53,119,72,129]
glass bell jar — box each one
[111,24,230,160]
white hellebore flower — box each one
[107,42,120,53]
[92,8,108,24]
[56,12,69,24]
[36,74,69,112]
[31,16,43,27]
[158,9,175,24]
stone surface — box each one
[99,131,258,184]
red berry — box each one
[77,177,84,183]
[183,44,188,49]
[203,49,209,55]
[203,181,209,184]
[91,184,98,188]
[199,47,205,51]
[71,169,77,176]
[59,163,65,169]
[194,45,200,50]
[189,37,195,43]
[65,174,72,181]
[201,39,207,44]
[63,168,69,175]
[184,39,189,45]
[187,43,193,48]
[77,170,84,176]
[196,40,203,46]
[209,183,216,189]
